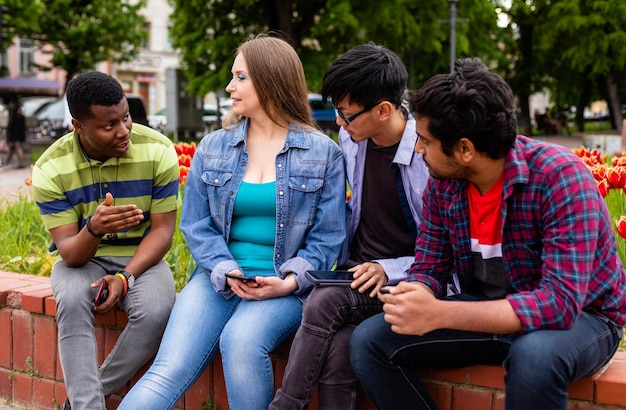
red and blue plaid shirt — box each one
[409,135,626,332]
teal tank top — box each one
[228,181,277,277]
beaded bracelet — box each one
[115,273,128,297]
[86,216,104,238]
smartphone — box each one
[94,280,109,306]
[225,272,257,283]
[305,270,354,287]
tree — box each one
[527,0,626,133]
[16,0,148,90]
[169,0,501,98]
[0,0,43,75]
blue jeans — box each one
[270,286,383,410]
[350,294,622,410]
[119,269,303,410]
[51,257,175,410]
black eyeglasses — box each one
[337,102,380,126]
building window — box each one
[142,22,151,49]
[166,25,173,52]
[18,38,35,76]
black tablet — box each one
[305,270,354,287]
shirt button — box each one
[279,191,284,196]
[276,254,280,258]
[214,179,219,183]
[278,164,282,168]
[279,223,284,228]
[103,183,108,188]
[301,184,306,189]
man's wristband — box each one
[86,216,104,238]
[115,273,128,297]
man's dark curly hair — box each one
[321,43,407,109]
[66,71,125,121]
[409,58,517,159]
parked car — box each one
[32,94,149,140]
[149,104,221,134]
[22,96,56,117]
[215,95,339,135]
[308,93,338,135]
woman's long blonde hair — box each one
[223,34,315,130]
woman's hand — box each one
[231,273,298,300]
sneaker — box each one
[60,399,71,410]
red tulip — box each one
[616,216,626,240]
[597,179,610,198]
[606,167,626,189]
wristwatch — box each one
[121,270,135,289]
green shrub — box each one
[0,192,195,292]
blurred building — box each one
[0,0,179,116]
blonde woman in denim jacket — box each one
[120,35,346,410]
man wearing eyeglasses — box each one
[270,44,430,410]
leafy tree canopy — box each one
[14,0,148,88]
[169,0,501,97]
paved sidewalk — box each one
[0,164,33,200]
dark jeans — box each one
[350,293,622,410]
[270,286,383,410]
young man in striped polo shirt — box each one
[32,71,179,410]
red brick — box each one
[44,296,56,316]
[11,310,33,370]
[33,315,57,379]
[95,309,117,326]
[211,356,229,410]
[11,371,32,405]
[595,359,626,406]
[493,392,505,410]
[468,365,506,389]
[104,327,121,358]
[0,309,12,367]
[95,325,105,365]
[116,309,129,328]
[107,394,122,409]
[452,386,493,410]
[612,351,626,362]
[424,381,453,410]
[184,365,213,410]
[53,381,68,407]
[568,371,594,401]
[21,286,54,314]
[0,368,13,400]
[33,377,56,409]
[55,344,64,383]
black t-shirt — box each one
[348,139,415,264]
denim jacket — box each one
[180,119,347,300]
[338,114,429,284]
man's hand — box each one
[378,281,440,335]
[88,193,144,236]
[90,274,125,314]
[349,262,388,297]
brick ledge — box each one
[1,270,625,410]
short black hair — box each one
[409,58,517,159]
[66,71,125,121]
[321,43,407,109]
